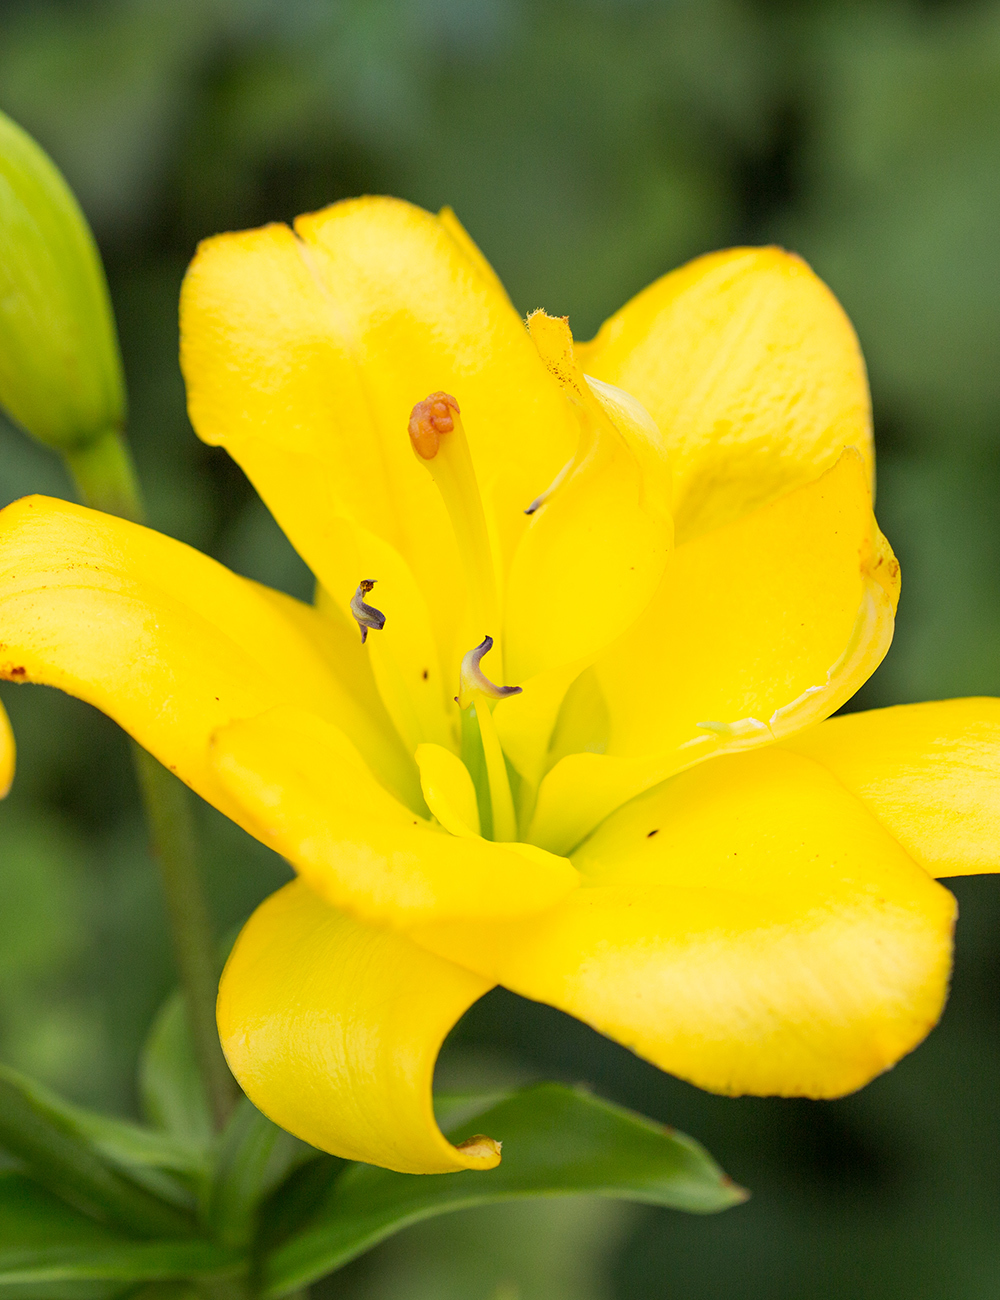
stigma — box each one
[350,579,386,644]
[408,391,460,460]
[457,636,522,709]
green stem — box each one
[64,424,237,1130]
[134,747,237,1130]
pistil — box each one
[458,636,520,843]
[408,392,503,668]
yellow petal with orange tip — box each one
[579,246,872,544]
[210,705,579,927]
[0,495,419,821]
[527,450,897,854]
[415,748,956,1100]
[782,697,1000,878]
[218,878,499,1173]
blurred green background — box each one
[2,0,1000,1295]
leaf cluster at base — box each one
[0,992,745,1298]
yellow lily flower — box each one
[1,197,998,1177]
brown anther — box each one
[408,391,460,459]
[350,579,386,644]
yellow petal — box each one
[492,660,585,796]
[211,705,579,927]
[180,200,576,688]
[580,247,872,544]
[504,313,672,684]
[416,742,481,837]
[0,698,14,798]
[218,878,498,1173]
[0,496,419,820]
[528,450,896,853]
[416,749,955,1100]
[783,698,1000,878]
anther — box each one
[408,391,460,460]
[350,579,386,644]
[457,636,522,710]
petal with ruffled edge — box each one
[579,247,872,544]
[528,450,897,853]
[218,878,499,1173]
[0,496,420,819]
[783,698,1000,878]
[211,705,579,927]
[416,748,955,1099]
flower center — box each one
[407,392,527,841]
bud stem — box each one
[64,426,143,522]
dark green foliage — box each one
[262,1086,742,1296]
[0,1031,739,1296]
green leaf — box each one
[0,1067,195,1238]
[126,1287,202,1300]
[205,1099,320,1250]
[0,1170,127,1253]
[0,1171,238,1299]
[261,1083,746,1297]
[139,994,214,1155]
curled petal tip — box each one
[408,390,460,459]
[456,1133,502,1164]
[350,579,386,644]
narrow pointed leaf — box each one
[262,1084,745,1296]
[0,1172,238,1298]
[0,1241,240,1294]
[139,994,214,1154]
[206,1099,320,1249]
[0,1067,194,1238]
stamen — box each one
[350,579,386,644]
[524,460,571,515]
[408,391,460,459]
[408,391,502,668]
[456,636,520,843]
[456,636,522,710]
[521,311,598,514]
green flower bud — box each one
[0,109,125,454]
